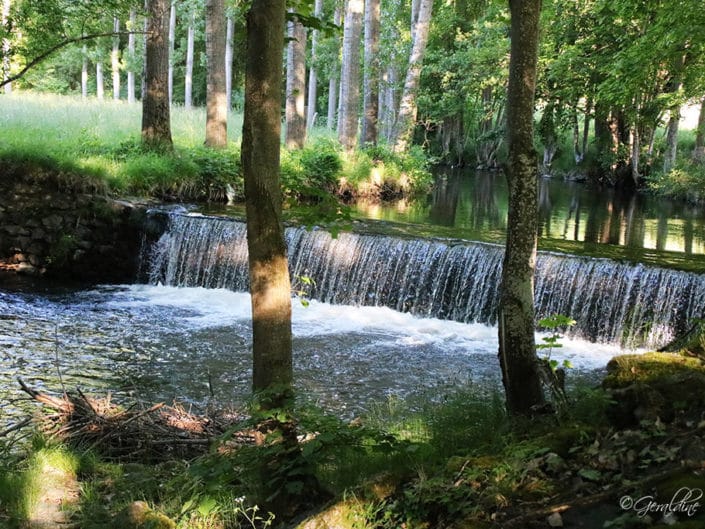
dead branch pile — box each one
[17,378,253,461]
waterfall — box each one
[146,213,705,348]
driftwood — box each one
[17,377,253,461]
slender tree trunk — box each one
[285,12,307,149]
[242,0,292,400]
[167,1,175,105]
[111,17,121,100]
[498,0,545,416]
[338,0,364,151]
[2,0,12,94]
[693,97,705,163]
[141,1,148,101]
[205,0,228,147]
[184,13,194,109]
[127,9,136,103]
[663,106,681,174]
[142,0,173,149]
[81,45,88,98]
[327,7,341,130]
[96,61,104,100]
[306,0,323,131]
[225,16,234,111]
[361,0,381,146]
[631,125,640,184]
[392,0,433,153]
[582,96,592,160]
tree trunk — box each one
[127,9,136,103]
[141,1,148,101]
[693,97,705,163]
[184,13,194,110]
[498,0,545,416]
[242,0,292,401]
[338,0,364,151]
[326,7,341,130]
[663,106,680,174]
[391,0,433,153]
[306,0,323,131]
[205,0,228,148]
[112,17,121,100]
[96,61,104,100]
[361,0,380,146]
[285,13,307,149]
[167,1,175,105]
[142,0,173,150]
[2,0,11,94]
[81,45,88,98]
[225,16,234,111]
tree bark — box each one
[306,0,323,132]
[2,0,11,94]
[498,0,545,416]
[285,12,307,149]
[242,0,293,399]
[142,0,173,150]
[127,8,136,103]
[111,17,120,100]
[326,7,341,130]
[184,13,194,109]
[167,1,175,105]
[96,61,104,100]
[338,0,364,152]
[391,0,433,153]
[81,45,88,98]
[205,0,228,148]
[663,106,680,174]
[693,97,705,163]
[225,16,234,111]
[361,0,381,146]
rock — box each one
[42,214,64,230]
[16,262,39,275]
[113,501,176,529]
[547,512,563,527]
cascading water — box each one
[146,213,705,348]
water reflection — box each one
[354,169,705,256]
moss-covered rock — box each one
[294,498,370,529]
[112,501,176,529]
[602,353,705,427]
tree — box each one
[361,0,380,146]
[242,0,292,400]
[111,16,121,99]
[326,5,341,130]
[306,0,323,131]
[337,0,363,151]
[2,0,11,93]
[126,8,136,103]
[204,0,227,147]
[497,0,545,415]
[142,0,173,149]
[167,0,175,105]
[285,11,307,149]
[391,0,433,152]
[184,9,194,109]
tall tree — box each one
[1,0,11,94]
[693,97,705,163]
[81,44,88,98]
[225,15,234,110]
[242,0,293,400]
[111,17,121,100]
[306,0,323,131]
[285,11,307,149]
[184,10,194,109]
[142,0,173,149]
[126,8,136,103]
[326,6,341,130]
[391,0,433,152]
[167,0,175,105]
[497,0,545,415]
[96,58,104,100]
[205,0,227,147]
[338,0,364,151]
[361,0,380,145]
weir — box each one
[145,213,705,348]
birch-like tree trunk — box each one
[663,106,680,174]
[306,0,324,131]
[285,13,307,149]
[167,1,175,105]
[127,9,136,103]
[338,0,364,151]
[498,0,545,416]
[225,16,234,111]
[361,0,380,146]
[96,61,104,100]
[205,0,227,147]
[142,0,173,149]
[242,0,292,400]
[111,17,121,100]
[2,0,11,94]
[693,97,705,163]
[141,1,148,101]
[184,13,194,109]
[391,0,433,153]
[81,45,88,98]
[327,7,341,130]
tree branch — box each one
[1,31,146,88]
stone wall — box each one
[0,179,148,283]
